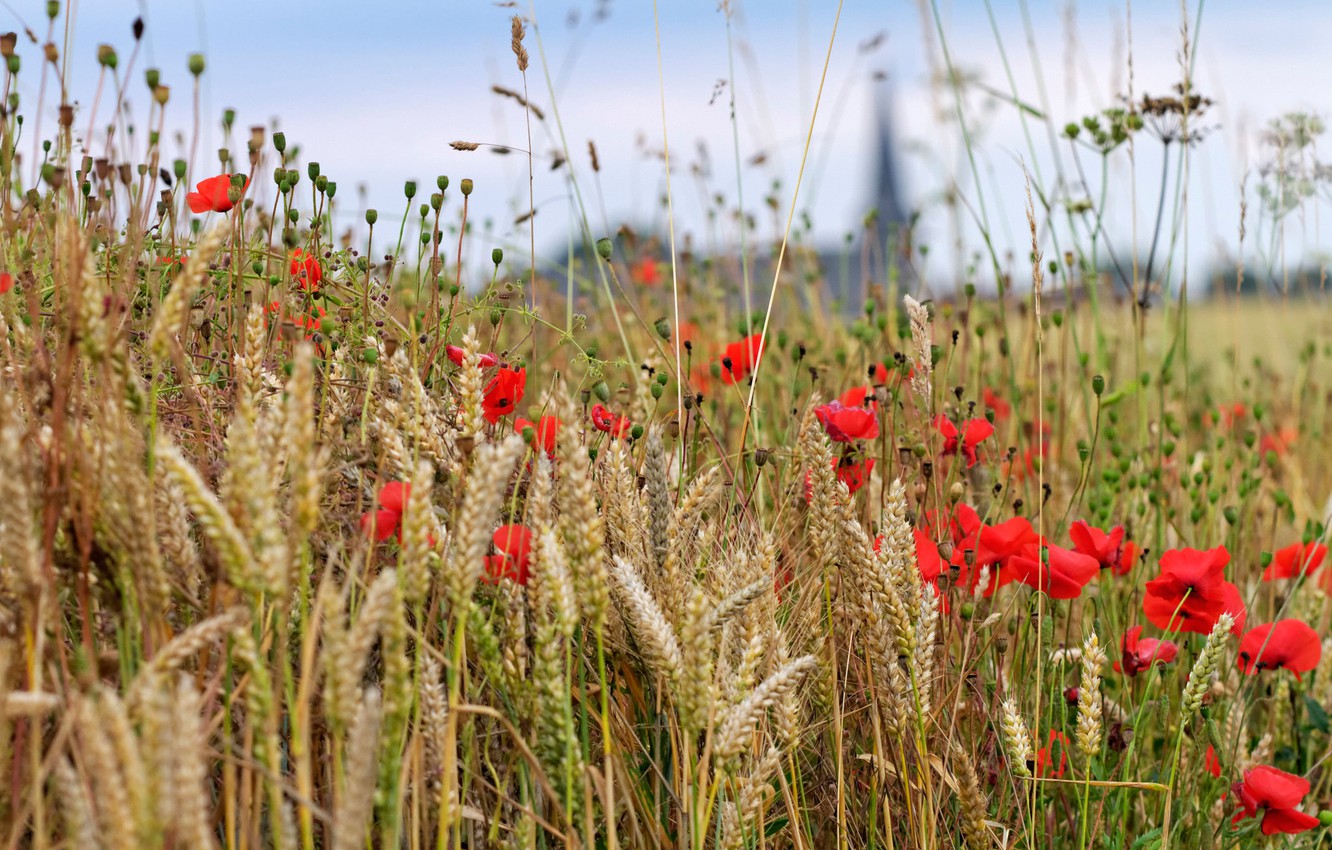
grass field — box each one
[1,4,1331,850]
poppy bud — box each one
[1092,374,1105,396]
[489,308,501,326]
[1320,812,1332,827]
[365,209,378,226]
[595,237,612,260]
[592,381,610,402]
[492,248,503,265]
[404,179,417,199]
[361,348,378,364]
[654,317,670,339]
[959,602,975,620]
[584,342,598,359]
[650,383,663,400]
[145,67,160,89]
[630,425,644,440]
[656,372,669,386]
[187,52,205,76]
[460,178,473,196]
[755,447,770,467]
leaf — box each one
[1304,694,1329,733]
[1130,827,1162,850]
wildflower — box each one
[445,345,499,369]
[483,523,533,585]
[1114,626,1179,676]
[1003,542,1099,599]
[1034,730,1068,778]
[1231,765,1321,835]
[834,454,874,494]
[839,384,876,410]
[631,256,660,287]
[515,415,561,457]
[290,248,322,291]
[186,172,247,213]
[977,516,1039,567]
[1264,541,1328,581]
[591,402,631,438]
[982,386,1011,421]
[1205,744,1222,779]
[1142,546,1246,635]
[933,415,994,468]
[359,481,409,543]
[720,334,764,385]
[1258,427,1297,458]
[482,366,526,424]
[1237,619,1321,679]
[814,400,879,442]
[0,271,12,294]
[1069,520,1127,570]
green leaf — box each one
[1130,827,1162,850]
[1305,695,1329,733]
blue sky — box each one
[10,1,1331,288]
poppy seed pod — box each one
[273,131,286,153]
[152,85,169,106]
[365,209,378,226]
[96,44,117,68]
[595,238,612,260]
[187,52,205,76]
[460,178,473,196]
[145,68,160,89]
[437,175,449,191]
[492,248,503,265]
[404,180,417,199]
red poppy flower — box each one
[1035,730,1068,778]
[720,334,764,385]
[482,366,526,424]
[1142,546,1246,635]
[290,248,322,291]
[1069,520,1126,570]
[839,385,877,410]
[1259,427,1297,458]
[631,256,660,287]
[982,386,1011,421]
[1114,540,1141,576]
[933,415,994,468]
[445,345,499,369]
[1002,542,1099,599]
[186,172,247,214]
[359,481,411,543]
[1232,765,1321,835]
[835,455,874,494]
[1205,745,1222,779]
[515,415,561,457]
[1265,541,1328,581]
[923,503,982,549]
[1237,620,1321,679]
[867,361,900,386]
[590,403,631,438]
[814,400,879,443]
[1114,625,1178,675]
[0,271,12,294]
[288,305,326,333]
[483,524,533,585]
[977,516,1039,567]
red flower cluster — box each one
[1069,520,1139,575]
[1237,619,1321,679]
[1232,765,1320,835]
[187,172,247,214]
[814,400,879,443]
[631,256,660,287]
[932,415,994,468]
[1114,625,1178,676]
[720,334,764,385]
[0,271,13,294]
[290,248,322,291]
[483,524,533,585]
[982,386,1011,421]
[1142,546,1246,635]
[917,506,1099,600]
[515,415,561,457]
[591,403,631,438]
[1263,541,1328,581]
[1035,730,1068,778]
[360,481,410,543]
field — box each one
[2,3,1332,850]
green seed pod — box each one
[272,131,286,153]
[492,248,503,265]
[187,52,205,76]
[595,238,613,260]
[654,318,670,340]
[365,208,378,226]
[1092,374,1105,396]
[308,161,320,180]
[460,178,473,196]
[145,67,160,89]
[437,175,449,191]
[404,179,417,199]
[592,381,610,402]
[361,348,379,364]
[430,192,443,211]
[325,181,337,198]
[630,424,644,440]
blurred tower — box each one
[870,77,910,276]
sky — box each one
[9,0,1332,291]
